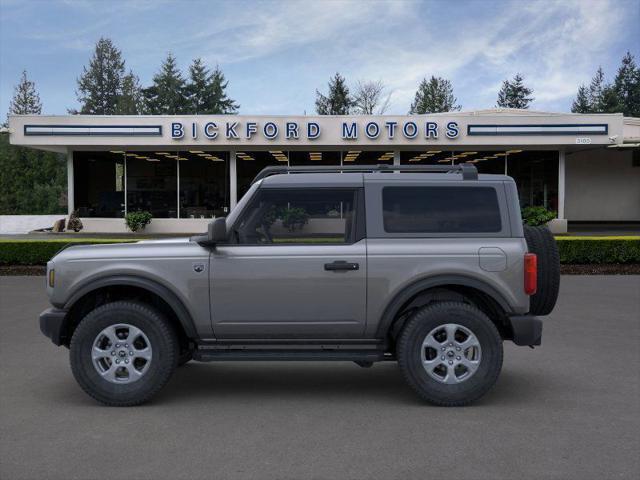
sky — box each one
[0,0,638,117]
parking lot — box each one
[1,275,638,480]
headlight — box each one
[48,269,55,288]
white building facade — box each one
[8,109,640,234]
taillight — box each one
[524,253,537,295]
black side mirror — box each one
[209,217,227,244]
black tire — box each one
[70,301,179,406]
[523,225,560,315]
[397,302,503,406]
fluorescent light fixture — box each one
[109,150,125,154]
[189,150,204,154]
[146,158,160,162]
[125,153,137,157]
[427,150,441,154]
[438,159,451,163]
[155,152,170,155]
[135,156,148,159]
[506,149,523,154]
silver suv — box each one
[39,164,560,406]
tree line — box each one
[72,37,239,115]
[314,52,638,116]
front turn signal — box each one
[48,269,55,288]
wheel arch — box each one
[60,275,197,347]
[376,274,513,341]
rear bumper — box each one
[508,315,543,346]
[39,307,68,346]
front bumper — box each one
[508,315,543,346]
[39,307,68,346]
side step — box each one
[193,349,390,362]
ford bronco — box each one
[39,164,560,406]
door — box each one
[210,187,366,338]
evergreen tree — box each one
[75,37,126,114]
[571,85,591,113]
[587,66,607,112]
[207,65,239,114]
[116,71,144,115]
[9,70,42,116]
[186,58,209,114]
[613,51,640,117]
[143,53,188,114]
[185,59,239,114]
[409,76,460,114]
[496,73,534,109]
[315,73,353,115]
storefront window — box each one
[288,151,341,166]
[73,151,125,218]
[178,151,229,218]
[507,151,558,210]
[401,150,506,174]
[343,150,394,165]
[237,151,286,199]
[126,152,177,218]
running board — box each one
[193,349,392,362]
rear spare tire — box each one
[523,225,560,315]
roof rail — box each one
[251,163,478,184]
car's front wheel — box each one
[70,301,178,406]
[397,302,503,406]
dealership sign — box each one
[170,120,461,141]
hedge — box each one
[0,236,639,266]
[555,236,640,264]
[0,239,138,265]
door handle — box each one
[324,261,359,272]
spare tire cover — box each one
[523,225,560,315]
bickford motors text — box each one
[171,120,460,141]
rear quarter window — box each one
[382,186,502,233]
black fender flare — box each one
[62,275,198,338]
[375,274,513,338]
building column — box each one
[66,149,74,216]
[393,150,400,172]
[558,149,565,220]
[229,150,237,211]
[549,148,568,234]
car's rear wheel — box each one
[70,301,178,406]
[397,302,503,406]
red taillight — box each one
[524,253,537,295]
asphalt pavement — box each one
[1,275,639,480]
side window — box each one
[232,188,358,245]
[382,186,502,233]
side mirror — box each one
[208,217,227,244]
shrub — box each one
[555,237,640,264]
[0,239,138,265]
[522,206,556,226]
[66,210,83,232]
[125,211,152,232]
[280,207,309,232]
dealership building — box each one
[8,109,640,234]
